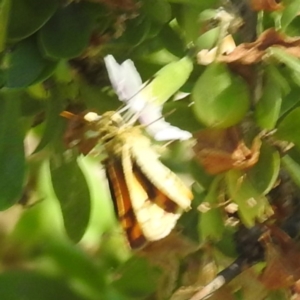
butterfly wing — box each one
[130,135,193,210]
[104,158,147,249]
[121,144,183,243]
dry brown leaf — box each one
[219,28,300,65]
[259,227,300,289]
[250,0,283,11]
[193,127,261,175]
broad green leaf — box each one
[7,0,59,42]
[198,176,225,240]
[192,63,249,128]
[175,4,201,43]
[269,47,300,86]
[276,107,300,149]
[39,2,103,59]
[113,256,161,298]
[280,84,300,117]
[0,270,86,300]
[163,100,201,132]
[46,238,106,295]
[159,24,185,57]
[226,170,272,227]
[255,68,282,130]
[196,27,220,51]
[34,87,65,152]
[0,0,11,51]
[4,37,57,88]
[247,143,280,195]
[119,16,151,47]
[140,56,193,105]
[282,155,300,188]
[142,0,171,24]
[281,0,300,30]
[0,92,25,210]
[50,156,91,243]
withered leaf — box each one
[250,0,283,12]
[219,28,300,65]
[259,226,300,289]
[193,127,261,175]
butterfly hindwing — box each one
[104,158,147,249]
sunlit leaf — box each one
[247,143,280,195]
[198,176,225,240]
[282,155,300,188]
[276,107,300,149]
[192,63,249,128]
[255,68,282,130]
[226,170,272,227]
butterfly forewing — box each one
[129,135,193,210]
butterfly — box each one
[61,110,193,249]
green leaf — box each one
[0,0,11,51]
[113,256,161,298]
[281,0,300,30]
[0,270,86,300]
[276,107,300,149]
[247,143,280,195]
[192,63,250,128]
[141,56,193,105]
[226,170,271,227]
[196,27,220,51]
[34,87,65,152]
[7,0,59,42]
[46,238,107,295]
[255,67,282,130]
[282,154,300,188]
[0,92,25,210]
[119,16,151,47]
[159,24,185,57]
[50,156,91,243]
[163,100,201,132]
[269,47,300,86]
[142,0,171,24]
[198,176,225,240]
[4,37,57,88]
[39,2,103,59]
[174,4,201,43]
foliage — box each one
[1,0,300,300]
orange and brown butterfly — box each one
[61,110,193,249]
